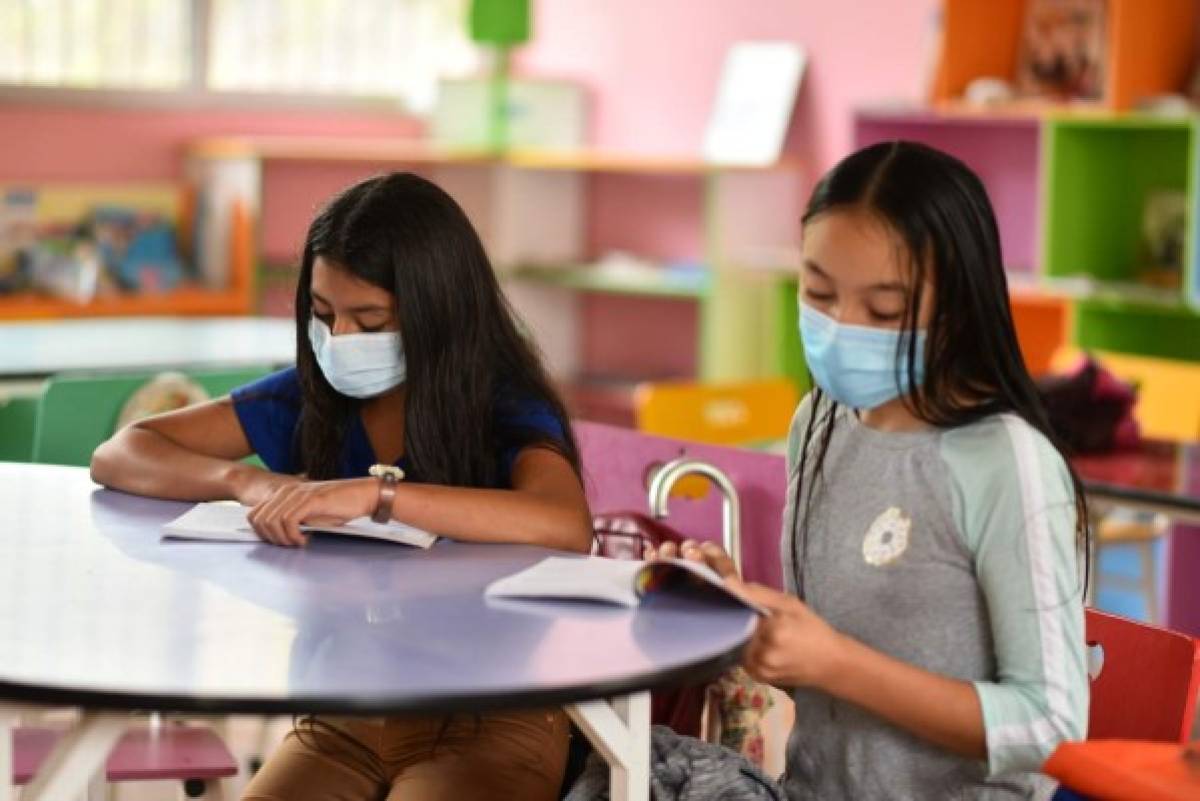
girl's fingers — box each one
[698,541,738,577]
[658,541,680,559]
[679,540,706,563]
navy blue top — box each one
[231,368,566,488]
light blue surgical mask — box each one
[798,302,926,409]
[308,317,406,399]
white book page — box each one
[162,501,437,549]
[484,556,644,607]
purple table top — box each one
[0,463,756,714]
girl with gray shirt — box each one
[659,142,1089,800]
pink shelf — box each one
[854,109,1042,275]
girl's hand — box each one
[247,478,377,547]
[642,538,847,690]
[735,582,847,691]
[645,538,739,577]
[231,465,302,508]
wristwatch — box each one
[368,464,405,524]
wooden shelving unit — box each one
[929,0,1197,111]
[0,184,255,321]
[188,136,806,423]
[854,102,1200,367]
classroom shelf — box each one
[1074,298,1200,361]
[189,136,803,176]
[1040,277,1190,309]
[1043,115,1193,291]
[191,135,805,402]
[0,287,252,320]
[929,0,1197,111]
[505,150,804,175]
[855,108,1042,274]
[0,182,256,321]
[188,136,496,165]
[510,264,710,299]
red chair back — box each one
[1087,608,1200,742]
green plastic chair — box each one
[0,391,41,462]
[31,367,271,467]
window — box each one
[0,0,479,111]
[0,0,191,90]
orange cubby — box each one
[930,0,1197,111]
[0,194,255,321]
[1010,290,1069,376]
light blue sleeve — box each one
[941,416,1089,777]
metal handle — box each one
[647,457,742,576]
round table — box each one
[0,463,757,800]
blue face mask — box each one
[798,302,926,409]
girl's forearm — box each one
[821,633,988,761]
[389,481,592,553]
[91,427,257,501]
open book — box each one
[162,501,438,549]
[485,556,768,615]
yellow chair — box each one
[1050,348,1200,442]
[633,378,799,448]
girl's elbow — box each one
[553,508,593,554]
[89,439,117,486]
[89,425,139,487]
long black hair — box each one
[791,141,1089,596]
[293,172,580,486]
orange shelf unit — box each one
[0,197,255,321]
[930,0,1197,111]
[1010,290,1069,377]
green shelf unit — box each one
[1073,297,1200,361]
[772,278,810,394]
[1043,115,1195,291]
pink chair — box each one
[574,421,795,775]
[574,421,788,589]
[13,722,237,798]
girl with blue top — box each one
[657,142,1090,800]
[92,172,591,800]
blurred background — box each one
[2,0,1200,636]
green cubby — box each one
[1043,116,1195,289]
[772,278,810,394]
[1074,298,1200,361]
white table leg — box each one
[19,711,127,801]
[566,691,651,801]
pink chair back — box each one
[575,421,788,589]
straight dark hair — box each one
[293,172,580,486]
[791,141,1089,597]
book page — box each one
[484,556,644,607]
[162,501,437,549]
[636,557,770,616]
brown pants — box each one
[241,709,570,801]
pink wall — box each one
[0,104,425,269]
[0,104,421,183]
[0,2,940,183]
[517,0,939,176]
[1,0,940,322]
